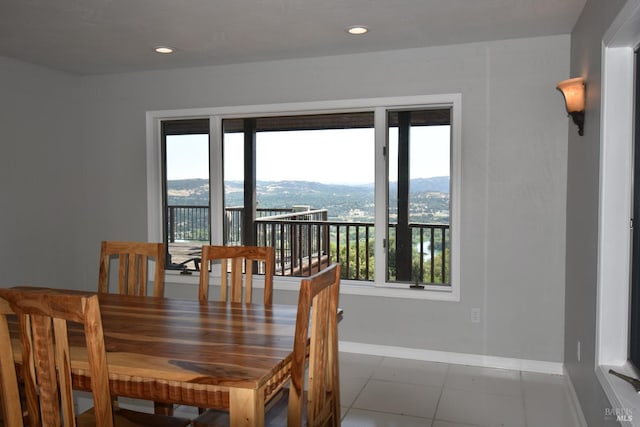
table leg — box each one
[154,401,174,416]
[229,388,264,427]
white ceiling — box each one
[0,0,586,76]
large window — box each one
[149,95,460,299]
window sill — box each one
[336,280,459,301]
[597,363,640,426]
[164,271,459,301]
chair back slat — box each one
[53,317,75,427]
[0,288,115,427]
[30,313,63,425]
[198,245,275,304]
[0,298,23,427]
[99,241,166,297]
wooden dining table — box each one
[8,290,300,427]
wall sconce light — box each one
[556,77,585,136]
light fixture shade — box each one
[154,46,175,54]
[346,26,369,35]
[556,77,585,113]
[556,77,585,136]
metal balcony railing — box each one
[167,205,210,242]
[166,205,450,284]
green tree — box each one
[387,233,450,285]
[331,239,375,281]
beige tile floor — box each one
[133,351,582,426]
[338,353,583,427]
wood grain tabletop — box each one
[8,289,299,413]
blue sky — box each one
[166,126,450,184]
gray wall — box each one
[564,0,628,425]
[0,57,84,287]
[1,34,569,364]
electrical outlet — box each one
[577,341,581,362]
[471,308,481,324]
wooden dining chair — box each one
[98,241,166,297]
[0,287,191,427]
[198,245,275,304]
[193,263,342,427]
[98,241,172,416]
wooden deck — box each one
[167,242,204,270]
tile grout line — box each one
[429,362,451,427]
[340,354,383,420]
[521,370,529,427]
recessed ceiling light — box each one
[154,46,175,54]
[346,26,369,35]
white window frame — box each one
[146,94,461,301]
[596,0,640,422]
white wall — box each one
[0,34,570,364]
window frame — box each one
[161,118,212,270]
[595,0,640,418]
[146,94,461,301]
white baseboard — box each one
[338,340,565,375]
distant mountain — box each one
[409,176,450,193]
[166,178,209,205]
[167,176,450,223]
